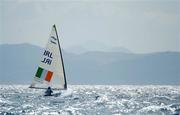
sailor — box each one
[45,86,53,96]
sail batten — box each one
[30,25,67,90]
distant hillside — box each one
[0,44,179,85]
[65,45,132,54]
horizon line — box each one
[0,42,179,54]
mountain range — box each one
[0,43,179,85]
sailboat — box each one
[29,24,67,90]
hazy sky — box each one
[0,0,179,53]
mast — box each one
[53,24,67,90]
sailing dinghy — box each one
[29,25,67,91]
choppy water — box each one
[0,85,180,115]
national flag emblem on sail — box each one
[35,67,53,82]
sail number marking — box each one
[41,50,53,65]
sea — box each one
[0,85,180,115]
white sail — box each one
[30,25,67,90]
